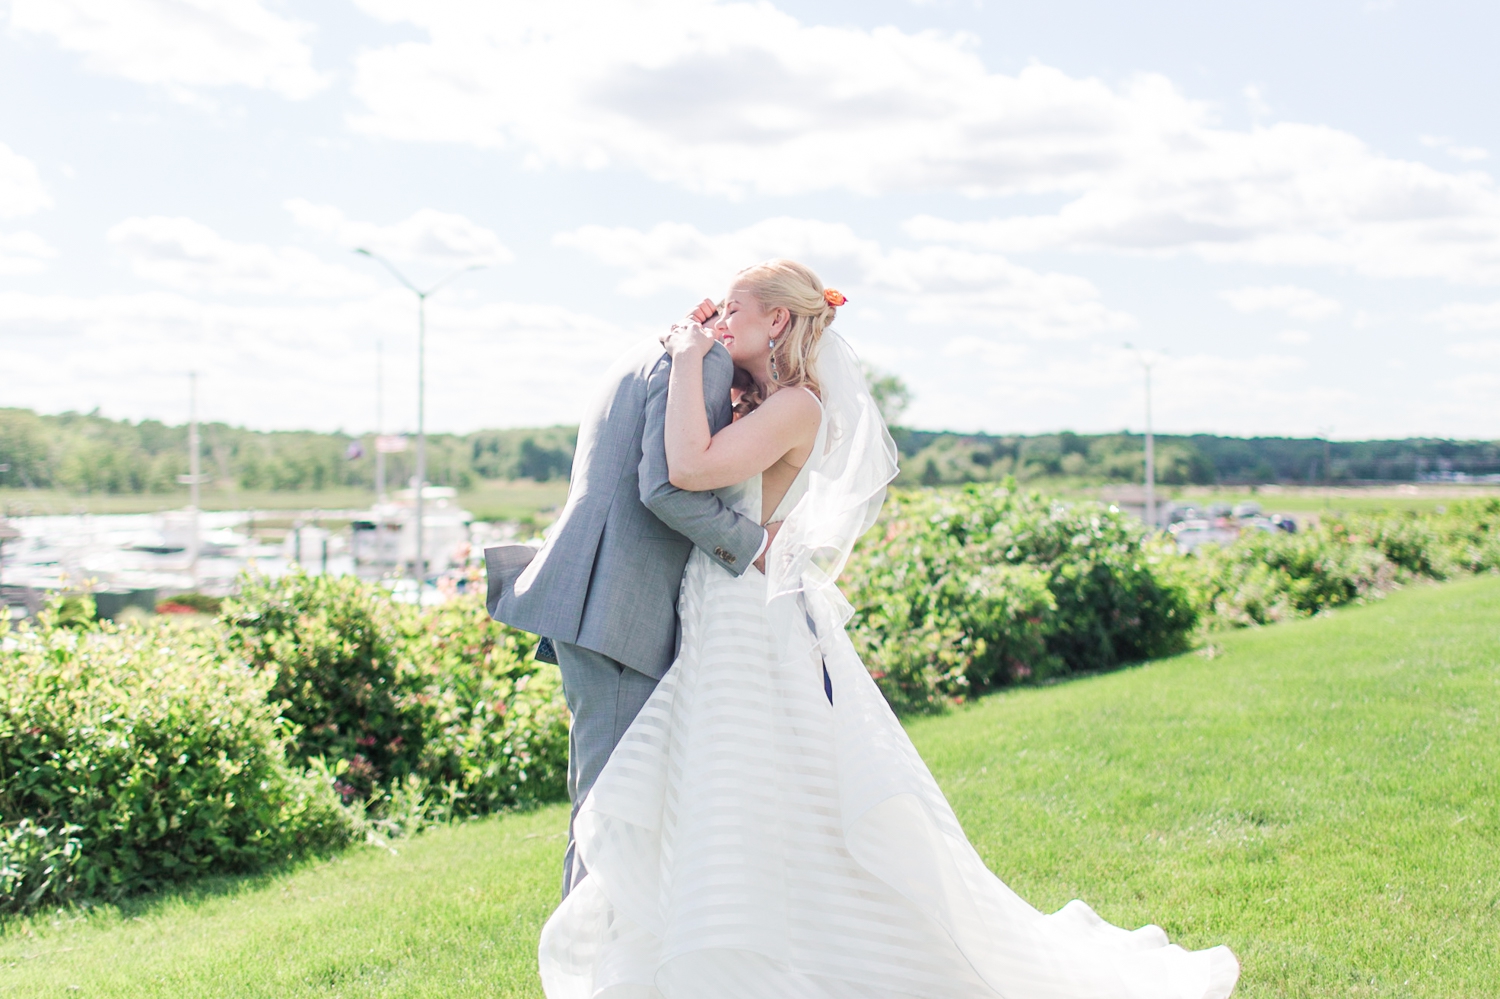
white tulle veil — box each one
[763,331,899,649]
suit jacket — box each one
[485,338,763,679]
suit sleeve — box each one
[639,345,765,576]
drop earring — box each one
[768,338,779,382]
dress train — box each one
[537,543,1239,999]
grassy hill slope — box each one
[3,577,1497,997]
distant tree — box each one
[864,365,912,426]
[517,438,572,482]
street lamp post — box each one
[175,372,211,586]
[355,249,485,587]
[375,338,386,501]
[1124,344,1159,531]
[1317,426,1335,509]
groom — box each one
[486,314,770,897]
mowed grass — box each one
[915,575,1500,997]
[0,807,570,998]
[4,578,1498,997]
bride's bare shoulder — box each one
[758,384,821,420]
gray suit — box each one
[485,337,762,895]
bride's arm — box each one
[663,326,819,491]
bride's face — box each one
[712,286,787,368]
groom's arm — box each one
[640,344,765,577]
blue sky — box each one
[2,0,1497,440]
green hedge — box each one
[1338,500,1500,578]
[842,484,1196,712]
[1174,529,1395,627]
[222,571,568,816]
[404,593,569,817]
[0,572,569,912]
[1173,499,1500,629]
[841,489,1500,712]
[7,495,1492,910]
[223,573,429,799]
[0,617,352,910]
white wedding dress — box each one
[540,341,1239,999]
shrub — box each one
[1179,499,1500,634]
[36,592,96,631]
[1240,529,1395,614]
[844,484,1195,711]
[1177,528,1395,629]
[0,611,352,907]
[1432,499,1500,574]
[0,820,82,913]
[977,494,1196,673]
[223,572,426,798]
[156,592,223,615]
[223,570,570,815]
[406,594,570,815]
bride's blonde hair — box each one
[731,259,840,415]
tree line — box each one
[894,429,1500,487]
[2,406,1497,496]
[0,408,576,495]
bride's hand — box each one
[687,298,719,325]
[662,321,716,359]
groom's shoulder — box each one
[602,337,732,396]
[620,336,671,372]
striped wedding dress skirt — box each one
[538,544,1240,999]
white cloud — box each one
[0,145,60,275]
[107,216,377,297]
[557,217,1134,339]
[1447,341,1500,360]
[10,0,327,102]
[556,218,880,297]
[1221,285,1342,321]
[0,290,638,431]
[1421,135,1489,163]
[347,0,1204,199]
[868,245,1136,338]
[0,231,58,275]
[1151,353,1326,426]
[0,143,51,218]
[897,340,1334,435]
[1276,329,1311,345]
[941,336,1028,369]
[906,120,1500,285]
[1428,300,1500,331]
[285,200,514,268]
[342,1,1500,286]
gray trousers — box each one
[555,640,660,899]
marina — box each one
[0,486,517,620]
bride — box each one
[539,259,1240,999]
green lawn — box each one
[4,577,1498,997]
[0,808,568,997]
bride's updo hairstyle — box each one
[735,258,841,399]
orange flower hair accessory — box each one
[823,288,848,307]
